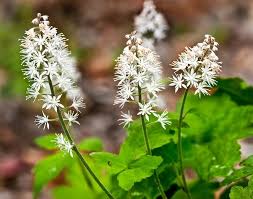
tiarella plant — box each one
[20,13,115,199]
[18,9,253,199]
[169,34,222,199]
[114,31,170,199]
[134,0,168,49]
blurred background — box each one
[1,0,253,198]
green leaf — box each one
[120,117,174,162]
[230,177,253,199]
[90,152,127,174]
[132,165,177,199]
[222,167,253,185]
[170,119,190,129]
[117,155,163,190]
[53,152,111,199]
[241,155,253,167]
[176,93,253,180]
[34,134,57,150]
[209,138,241,171]
[53,186,94,199]
[172,181,219,199]
[33,153,71,198]
[78,137,103,152]
[217,78,253,105]
[171,190,188,199]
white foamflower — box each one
[20,13,85,131]
[195,82,210,97]
[134,0,168,48]
[42,95,64,111]
[71,96,86,112]
[169,34,222,97]
[154,111,171,129]
[54,134,74,157]
[64,110,80,126]
[184,69,201,87]
[146,79,164,97]
[114,32,169,128]
[35,111,50,129]
[169,74,187,92]
[118,111,133,127]
[137,102,155,121]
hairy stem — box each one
[137,85,168,199]
[177,88,192,199]
[47,76,115,199]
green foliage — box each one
[177,93,253,180]
[32,77,253,199]
[91,152,127,174]
[33,136,106,199]
[52,155,110,199]
[172,181,219,199]
[91,116,175,195]
[78,137,103,152]
[119,116,175,161]
[34,134,57,150]
[117,155,162,190]
[216,77,253,105]
[241,155,253,167]
[229,177,253,199]
[33,153,72,199]
[223,155,253,185]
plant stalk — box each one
[137,85,168,199]
[47,76,115,199]
[177,88,192,199]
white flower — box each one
[138,102,155,121]
[146,79,164,97]
[169,74,186,92]
[26,87,40,101]
[21,13,85,130]
[54,134,74,157]
[114,31,168,126]
[195,83,210,97]
[35,111,50,129]
[64,110,80,126]
[133,71,148,86]
[118,111,133,127]
[184,69,200,87]
[154,111,171,129]
[42,95,64,111]
[134,0,168,48]
[31,74,47,90]
[71,96,85,112]
[32,51,48,67]
[44,62,58,77]
[169,34,222,96]
[34,34,46,50]
[114,32,164,107]
[56,74,73,91]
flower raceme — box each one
[20,13,85,157]
[134,0,168,49]
[169,35,222,96]
[114,31,171,129]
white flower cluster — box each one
[114,31,171,129]
[54,134,74,157]
[134,0,168,49]
[169,35,222,96]
[20,13,85,156]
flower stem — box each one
[177,88,192,199]
[47,76,115,199]
[137,85,168,199]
